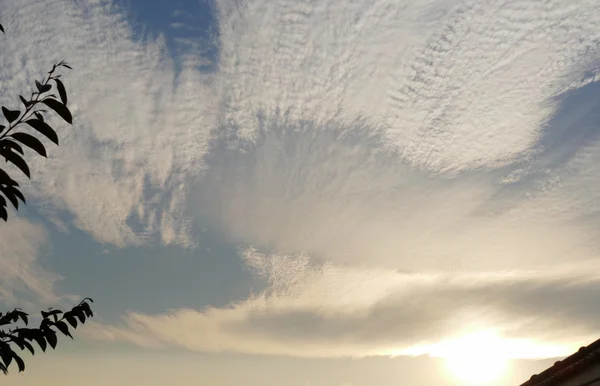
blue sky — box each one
[1,0,599,385]
[114,0,219,71]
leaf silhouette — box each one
[18,96,32,107]
[35,80,51,94]
[10,188,25,205]
[54,321,72,339]
[13,354,24,373]
[0,186,19,209]
[64,314,77,328]
[1,107,19,123]
[21,341,34,356]
[10,133,47,157]
[0,344,12,368]
[0,205,7,221]
[74,309,85,323]
[1,140,23,156]
[31,331,46,352]
[0,148,30,178]
[0,169,17,186]
[80,302,94,318]
[25,119,58,145]
[44,329,57,350]
[41,99,72,124]
[54,78,67,105]
[16,311,28,325]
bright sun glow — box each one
[437,331,509,385]
[396,329,574,384]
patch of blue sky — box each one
[466,78,600,219]
[43,221,259,322]
[114,0,220,73]
[7,199,259,323]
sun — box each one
[399,329,568,384]
[438,330,510,385]
[444,348,508,384]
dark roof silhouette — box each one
[520,338,600,386]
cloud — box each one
[85,250,600,359]
[0,0,216,246]
[191,111,600,273]
[79,98,600,358]
[1,0,599,364]
[0,218,63,307]
[215,0,600,172]
[189,0,600,274]
[168,92,600,358]
[0,0,597,251]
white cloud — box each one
[0,0,216,246]
[188,0,600,275]
[192,113,600,272]
[215,0,600,172]
[0,0,597,251]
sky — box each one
[0,0,599,385]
